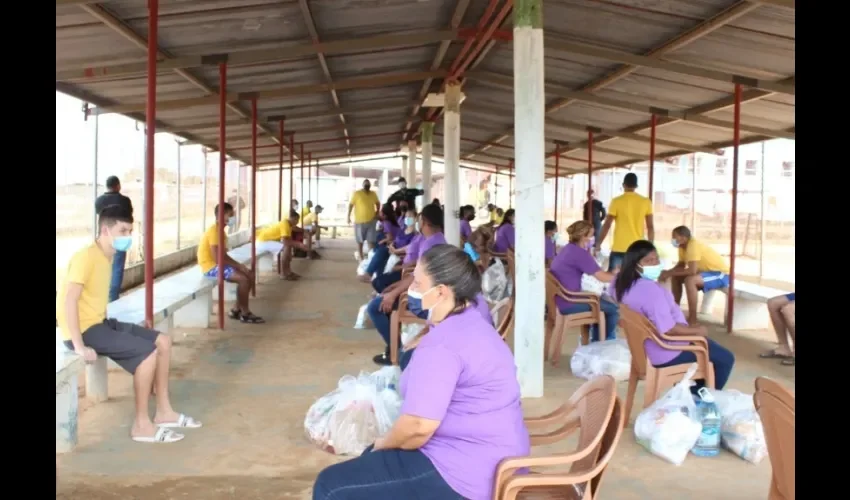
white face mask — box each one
[399,182,407,190]
[407,286,443,320]
[671,239,680,248]
[227,216,236,228]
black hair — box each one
[431,198,441,206]
[214,202,234,217]
[305,200,313,207]
[420,203,444,230]
[672,226,691,238]
[289,208,300,219]
[459,204,475,220]
[98,205,133,232]
[545,220,557,232]
[381,203,400,228]
[105,175,120,190]
[499,208,515,228]
[613,240,658,302]
[623,172,638,188]
[291,199,299,205]
[420,244,482,311]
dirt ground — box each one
[57,240,794,499]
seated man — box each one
[660,225,730,325]
[257,209,309,281]
[199,203,264,323]
[302,204,324,249]
[366,204,446,365]
[761,292,795,366]
[57,206,202,443]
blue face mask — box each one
[112,236,133,252]
[639,264,664,282]
[671,239,680,248]
[404,216,415,226]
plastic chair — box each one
[545,271,606,366]
[491,296,515,341]
[618,304,715,424]
[754,377,795,500]
[493,376,625,500]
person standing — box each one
[348,179,381,261]
[386,176,424,210]
[594,172,654,272]
[583,189,606,242]
[94,175,134,302]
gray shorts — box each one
[64,319,159,374]
[355,219,378,245]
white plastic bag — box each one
[482,259,508,302]
[356,250,376,276]
[721,409,767,464]
[384,253,400,274]
[401,323,425,347]
[634,364,702,465]
[705,389,755,418]
[569,339,631,381]
[370,366,401,391]
[304,372,402,456]
[581,274,606,296]
[353,303,372,329]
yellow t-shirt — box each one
[257,219,293,242]
[301,207,311,219]
[607,192,653,252]
[349,190,380,224]
[197,224,228,273]
[303,212,318,226]
[490,211,503,224]
[678,238,729,274]
[56,244,110,340]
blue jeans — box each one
[656,338,735,391]
[559,299,619,342]
[366,245,391,278]
[108,250,127,302]
[313,445,462,500]
[366,295,427,352]
[608,251,624,272]
[372,270,402,294]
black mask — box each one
[363,183,371,191]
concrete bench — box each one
[700,281,788,331]
[56,350,85,453]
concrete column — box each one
[401,154,409,184]
[513,0,546,398]
[421,122,434,205]
[443,82,462,246]
[380,168,389,202]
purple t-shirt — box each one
[398,216,407,229]
[460,219,472,240]
[549,243,601,309]
[428,294,492,328]
[402,232,447,266]
[395,230,416,248]
[545,238,557,260]
[381,220,401,241]
[620,278,688,366]
[400,306,529,500]
[493,223,515,253]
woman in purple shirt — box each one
[615,240,736,390]
[459,204,475,245]
[314,245,529,500]
[544,220,558,265]
[550,221,619,341]
[492,208,516,253]
[363,204,403,282]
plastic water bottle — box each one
[692,387,721,457]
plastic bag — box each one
[705,389,755,419]
[401,323,425,347]
[384,253,400,274]
[353,303,372,329]
[581,274,606,296]
[370,366,401,391]
[356,250,376,276]
[721,409,767,464]
[570,339,631,381]
[634,364,702,465]
[481,259,508,302]
[304,372,402,456]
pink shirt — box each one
[619,278,688,365]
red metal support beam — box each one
[727,83,742,333]
[216,62,227,330]
[457,28,512,42]
[289,134,296,212]
[277,120,285,221]
[250,97,258,297]
[143,0,159,328]
[586,130,594,222]
[452,1,512,78]
[308,151,312,203]
[314,156,319,208]
[230,131,400,151]
[649,114,656,201]
[554,142,560,228]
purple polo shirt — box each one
[620,278,688,366]
[493,223,515,253]
[395,230,416,248]
[400,306,529,500]
[460,220,472,241]
[402,232,446,266]
[398,216,407,229]
[381,220,401,241]
[545,238,557,261]
[549,243,601,309]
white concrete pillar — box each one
[380,168,389,204]
[421,122,434,205]
[443,82,462,246]
[514,0,546,398]
[401,153,409,184]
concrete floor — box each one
[56,240,794,499]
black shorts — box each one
[64,319,159,374]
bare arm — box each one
[593,270,618,282]
[645,214,655,242]
[63,283,87,350]
[595,215,615,248]
[667,322,707,337]
[668,261,698,277]
[374,414,439,451]
[384,274,415,299]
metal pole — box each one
[758,140,766,283]
[278,120,284,221]
[308,152,312,205]
[554,142,560,227]
[649,114,656,201]
[586,130,593,222]
[727,83,742,334]
[251,98,258,296]
[235,162,241,230]
[202,148,208,231]
[289,135,295,213]
[92,111,99,238]
[691,155,697,230]
[315,157,319,208]
[508,161,513,209]
[176,141,182,248]
[300,149,305,210]
[294,143,301,212]
[216,62,227,330]
[143,0,159,328]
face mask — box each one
[404,216,414,226]
[671,239,680,248]
[111,235,132,252]
[407,286,442,320]
[363,184,371,191]
[639,264,664,282]
[228,216,236,228]
[399,182,407,190]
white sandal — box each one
[158,413,203,429]
[132,427,184,444]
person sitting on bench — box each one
[198,203,264,323]
[659,225,730,325]
[761,292,795,366]
[386,207,418,261]
[362,203,403,283]
[302,204,324,249]
[257,209,309,281]
[57,205,202,444]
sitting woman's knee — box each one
[155,333,172,351]
[767,296,785,311]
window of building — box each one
[781,161,794,178]
[745,160,758,176]
[715,158,728,176]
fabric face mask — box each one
[639,264,664,282]
[112,236,133,252]
[398,182,407,190]
[405,216,415,226]
[671,239,680,248]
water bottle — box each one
[692,387,721,457]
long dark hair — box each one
[499,208,515,228]
[381,203,400,228]
[420,244,482,311]
[459,204,475,221]
[613,240,658,301]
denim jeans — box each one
[366,245,391,278]
[559,298,619,342]
[372,270,402,294]
[656,338,736,391]
[366,295,427,352]
[313,445,462,500]
[109,250,127,302]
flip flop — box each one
[228,308,242,320]
[132,427,185,443]
[759,349,792,360]
[240,313,266,324]
[157,413,203,429]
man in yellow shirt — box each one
[347,179,381,261]
[301,200,313,220]
[198,203,264,323]
[594,172,655,271]
[303,204,325,249]
[56,206,200,444]
[660,225,730,324]
[256,209,309,280]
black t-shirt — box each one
[94,191,134,216]
[387,188,424,209]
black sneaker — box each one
[372,352,392,366]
